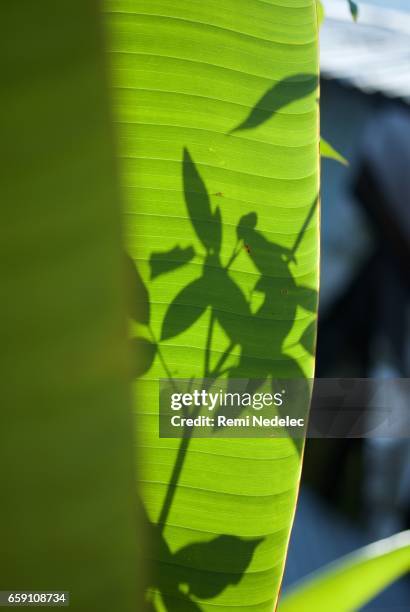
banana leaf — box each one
[105,1,320,609]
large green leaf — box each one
[105,1,320,610]
[279,531,410,612]
[0,2,141,610]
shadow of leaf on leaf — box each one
[183,148,222,255]
[150,246,195,280]
[229,73,318,133]
[127,61,320,607]
[144,503,262,610]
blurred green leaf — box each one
[321,137,349,166]
[0,2,141,610]
[279,531,410,612]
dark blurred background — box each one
[283,1,410,609]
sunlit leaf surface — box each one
[105,1,320,609]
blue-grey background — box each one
[282,1,410,609]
